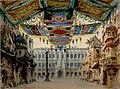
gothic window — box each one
[74,54,77,59]
[70,63,73,67]
[82,54,84,58]
[71,54,73,58]
[49,63,51,68]
[52,63,55,67]
[67,63,69,67]
[78,54,81,58]
[42,63,44,68]
[39,54,41,58]
[62,54,64,58]
[49,54,51,58]
[39,63,41,67]
[42,54,45,58]
[57,54,59,59]
[74,63,77,67]
[85,54,87,58]
[52,54,54,58]
[78,63,81,67]
[67,54,69,58]
[35,54,37,58]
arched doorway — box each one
[42,72,45,78]
[74,72,77,77]
[57,70,63,78]
[66,72,69,77]
[70,72,73,77]
[51,72,55,78]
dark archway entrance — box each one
[58,70,63,78]
[74,72,77,77]
[66,72,69,77]
[51,72,55,78]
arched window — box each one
[71,54,73,58]
[39,54,41,58]
[42,54,44,58]
[82,54,84,58]
[78,54,81,58]
[74,54,77,59]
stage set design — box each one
[0,0,119,46]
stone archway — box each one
[66,72,69,77]
[51,72,55,78]
[38,73,41,78]
[57,70,63,78]
[42,72,45,78]
[74,72,77,77]
[70,72,73,77]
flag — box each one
[80,37,82,42]
[76,39,78,44]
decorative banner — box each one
[20,24,47,36]
[80,25,91,34]
[24,13,44,25]
[73,26,82,35]
[75,0,111,21]
[95,0,114,5]
[47,26,72,36]
[44,13,73,26]
[73,23,100,35]
[49,36,71,45]
[46,0,71,8]
[49,26,70,36]
[0,0,22,9]
[76,0,106,18]
[52,29,67,35]
[7,0,42,24]
[44,10,73,20]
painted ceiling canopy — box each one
[0,0,119,46]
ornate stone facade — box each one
[34,48,87,78]
[102,12,120,88]
[0,18,36,88]
[86,36,102,83]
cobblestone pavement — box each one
[5,78,119,89]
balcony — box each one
[105,39,113,47]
